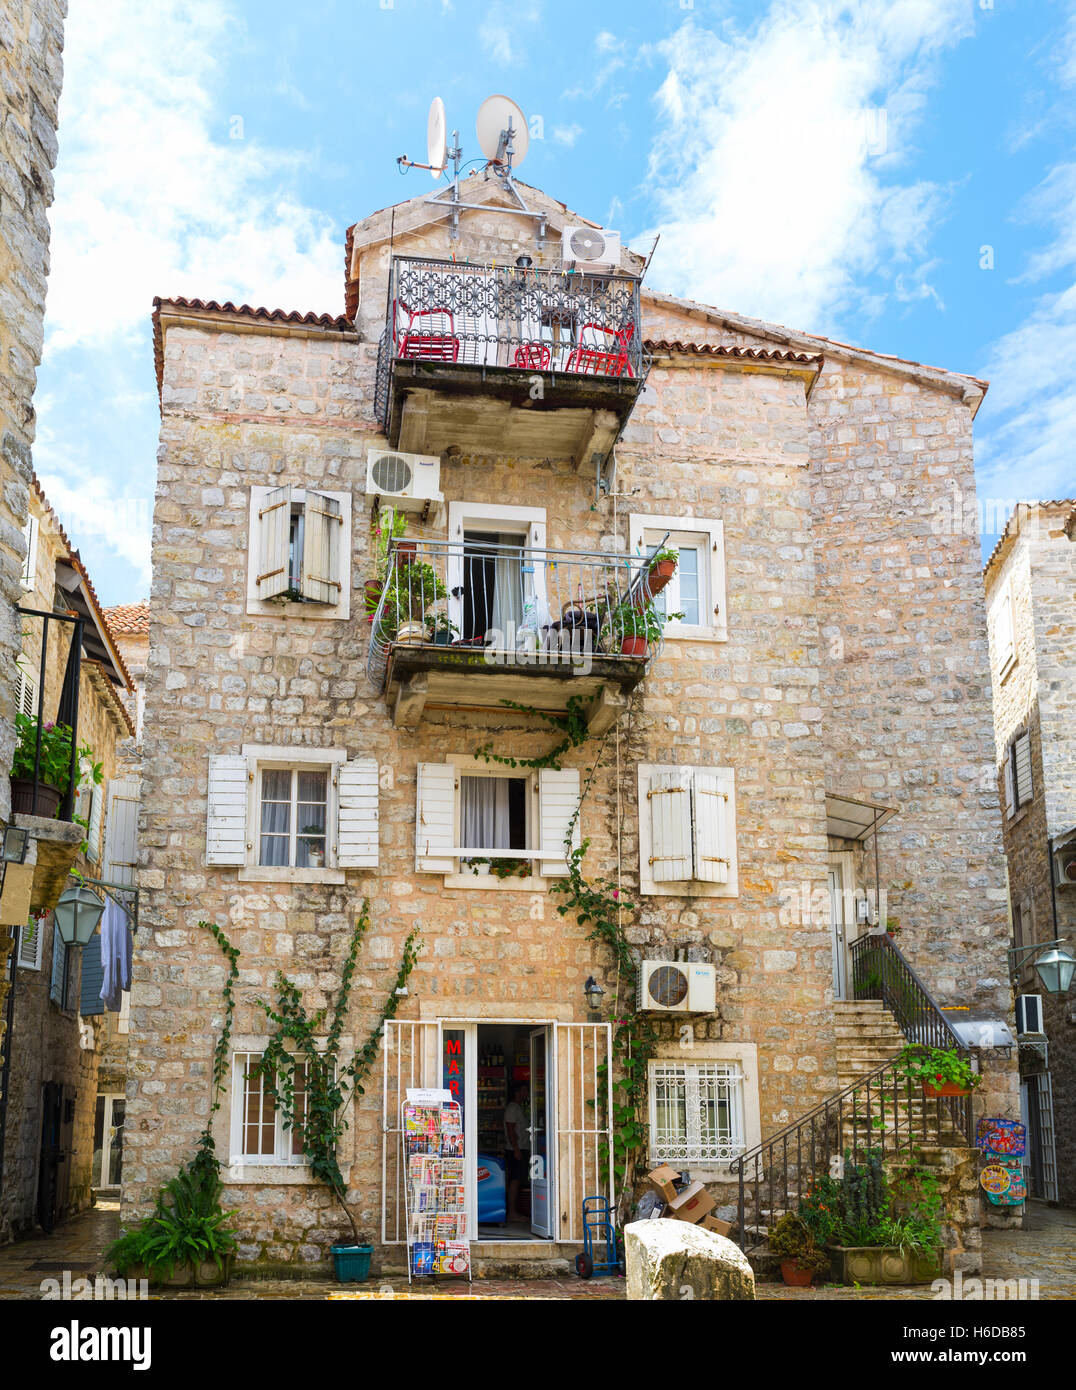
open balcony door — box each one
[529,1027,553,1237]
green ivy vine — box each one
[474,695,592,771]
[253,898,422,1245]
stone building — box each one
[984,500,1076,1206]
[129,174,1017,1275]
[0,0,67,1121]
[0,480,138,1240]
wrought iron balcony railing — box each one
[375,255,646,429]
[850,931,968,1053]
[366,535,667,692]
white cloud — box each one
[44,0,341,353]
[479,2,541,66]
[553,124,584,147]
[641,0,974,332]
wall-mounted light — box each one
[53,881,105,948]
[583,976,605,1011]
[1008,938,1076,996]
[2,825,29,864]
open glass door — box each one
[529,1026,553,1237]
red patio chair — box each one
[512,342,551,369]
[566,322,634,378]
[398,306,460,362]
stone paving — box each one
[0,1198,1071,1300]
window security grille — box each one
[649,1061,745,1164]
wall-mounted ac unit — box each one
[1053,844,1076,888]
[561,226,622,271]
[636,961,716,1014]
[1015,994,1045,1036]
[366,449,443,512]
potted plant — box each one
[426,607,459,646]
[468,857,492,876]
[268,584,305,605]
[817,1150,943,1286]
[383,560,447,644]
[302,825,326,868]
[645,547,679,598]
[600,598,680,658]
[768,1212,830,1287]
[898,1044,982,1098]
[9,712,97,818]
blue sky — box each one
[33,0,1076,604]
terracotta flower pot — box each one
[396,541,417,560]
[645,559,676,598]
[779,1260,814,1287]
[620,635,648,658]
[921,1080,971,1098]
[9,777,62,818]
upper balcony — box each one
[374,256,646,469]
[367,535,671,730]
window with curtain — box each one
[648,1061,745,1165]
[461,531,524,643]
[459,774,527,861]
[259,768,328,867]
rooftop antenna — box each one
[395,94,546,248]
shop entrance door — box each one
[529,1027,553,1237]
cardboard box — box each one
[701,1214,732,1237]
[665,1180,715,1225]
[647,1165,681,1203]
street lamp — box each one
[53,881,105,948]
[583,976,605,1011]
[1007,939,1076,996]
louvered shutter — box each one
[301,492,343,605]
[86,783,104,864]
[256,485,292,600]
[19,917,42,970]
[415,763,457,873]
[15,666,36,717]
[206,754,249,865]
[50,920,65,1005]
[648,769,693,882]
[20,513,37,589]
[337,757,379,867]
[104,778,140,886]
[692,771,731,884]
[995,592,1015,671]
[538,768,581,878]
[80,927,104,1016]
[1003,751,1015,818]
[1013,733,1033,807]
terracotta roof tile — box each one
[103,601,150,635]
[644,339,821,366]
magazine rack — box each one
[402,1089,472,1284]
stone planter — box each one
[828,1244,940,1286]
[124,1255,233,1288]
[9,777,62,818]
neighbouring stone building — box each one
[128,174,1017,1276]
[984,500,1076,1207]
[0,481,138,1241]
[0,0,67,1123]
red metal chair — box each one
[513,342,551,369]
[398,306,460,362]
[566,322,634,378]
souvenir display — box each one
[402,1096,472,1283]
[982,1157,1027,1207]
[977,1116,1026,1157]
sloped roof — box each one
[103,601,150,635]
[983,499,1076,583]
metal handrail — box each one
[851,931,967,1053]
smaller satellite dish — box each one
[427,97,447,179]
[476,94,530,169]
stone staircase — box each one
[835,999,907,1090]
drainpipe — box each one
[0,937,17,1205]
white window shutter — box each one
[1013,733,1033,807]
[416,762,456,872]
[1003,751,1015,818]
[692,771,731,884]
[86,783,104,864]
[648,769,693,882]
[104,778,140,886]
[337,757,379,867]
[19,917,43,970]
[996,592,1015,670]
[538,767,581,877]
[206,754,249,865]
[15,665,36,717]
[20,513,37,589]
[256,485,292,600]
[301,491,343,605]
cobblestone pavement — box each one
[0,1198,1071,1300]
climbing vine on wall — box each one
[474,695,592,771]
[254,899,422,1244]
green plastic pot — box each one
[331,1244,373,1282]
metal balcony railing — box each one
[375,255,646,429]
[11,607,84,821]
[366,535,667,691]
[851,932,967,1053]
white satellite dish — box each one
[476,94,529,170]
[427,96,447,179]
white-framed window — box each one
[229,1053,309,1165]
[415,756,580,888]
[637,763,738,897]
[648,1060,746,1166]
[446,501,546,647]
[628,513,727,641]
[18,916,43,970]
[992,584,1016,679]
[246,485,352,619]
[20,513,38,591]
[1004,732,1033,818]
[205,746,378,880]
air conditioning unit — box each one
[365,449,443,512]
[1054,845,1076,888]
[562,225,622,271]
[1015,994,1045,1036]
[636,961,716,1014]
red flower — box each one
[935,1074,944,1083]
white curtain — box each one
[460,776,511,852]
[260,769,291,866]
[489,537,523,644]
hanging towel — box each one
[100,896,133,1012]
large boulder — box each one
[624,1220,755,1301]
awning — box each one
[825,793,898,842]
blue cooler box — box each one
[477,1152,506,1224]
